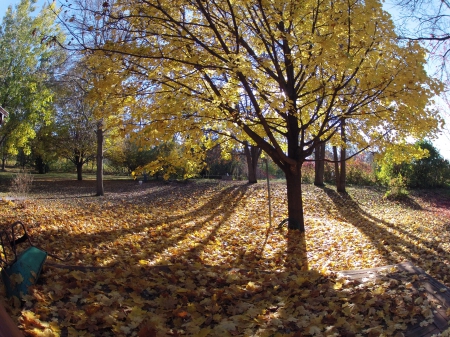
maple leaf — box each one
[1,180,449,336]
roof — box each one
[0,106,9,117]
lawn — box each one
[1,178,450,336]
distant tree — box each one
[243,142,262,184]
[138,139,206,180]
[50,62,98,180]
[377,140,450,188]
[54,112,97,181]
[203,144,243,178]
[314,143,326,187]
[408,140,450,187]
[0,0,65,157]
[29,123,59,174]
[106,137,154,174]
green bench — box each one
[0,221,47,300]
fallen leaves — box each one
[0,180,449,336]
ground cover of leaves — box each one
[1,179,450,336]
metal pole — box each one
[265,158,272,228]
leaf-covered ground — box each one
[1,179,450,336]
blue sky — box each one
[1,0,449,160]
[0,0,47,19]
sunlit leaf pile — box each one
[1,180,450,336]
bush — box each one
[407,141,450,188]
[301,162,315,183]
[346,158,376,185]
[377,140,450,189]
[10,171,33,196]
[383,174,409,200]
[310,155,375,186]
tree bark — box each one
[96,120,104,196]
[285,164,305,231]
[337,120,346,193]
[314,142,325,186]
[244,142,262,184]
[333,145,340,187]
[36,156,45,174]
[76,160,83,181]
[1,142,6,171]
[337,147,346,192]
[332,124,347,193]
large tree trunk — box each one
[314,142,325,186]
[285,164,305,231]
[244,142,262,184]
[96,121,104,196]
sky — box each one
[0,0,48,19]
[1,0,450,160]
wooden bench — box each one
[339,262,450,337]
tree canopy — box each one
[59,0,442,230]
[0,0,65,157]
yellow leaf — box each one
[9,273,24,286]
[333,281,343,290]
[197,328,212,337]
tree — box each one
[408,140,450,187]
[243,141,262,184]
[29,122,59,173]
[0,0,65,158]
[78,30,134,193]
[377,140,450,188]
[106,137,151,174]
[332,121,348,193]
[61,0,442,231]
[83,55,130,195]
[47,63,98,180]
[314,143,326,187]
[54,107,97,180]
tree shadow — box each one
[27,248,428,336]
[28,179,181,200]
[320,186,443,268]
[282,229,309,271]
[29,183,269,271]
[10,183,441,336]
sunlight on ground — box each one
[1,181,449,336]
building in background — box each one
[0,106,8,125]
